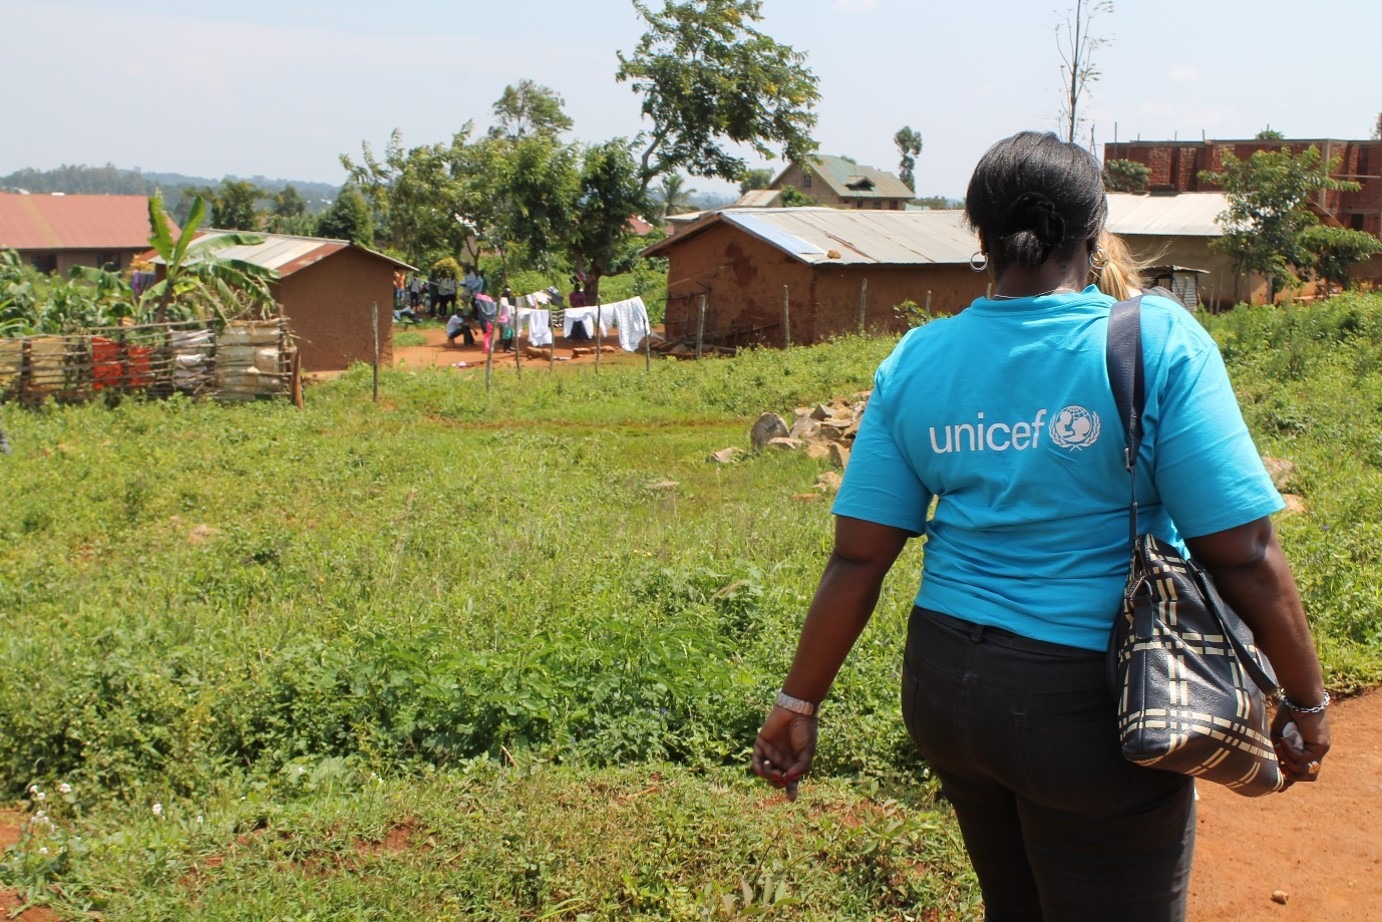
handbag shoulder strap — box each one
[1105,296,1145,548]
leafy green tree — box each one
[1056,0,1112,145]
[739,168,773,194]
[1200,146,1371,301]
[779,186,814,207]
[489,80,574,140]
[1255,126,1286,140]
[210,179,264,230]
[894,126,923,192]
[1103,158,1150,193]
[316,185,375,247]
[561,139,653,300]
[1299,224,1382,292]
[616,0,820,192]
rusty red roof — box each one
[0,192,161,251]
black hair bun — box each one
[1005,191,1066,249]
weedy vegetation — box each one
[2,294,1380,919]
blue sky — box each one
[5,0,1380,198]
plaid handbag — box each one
[1105,296,1285,796]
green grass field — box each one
[2,294,1380,919]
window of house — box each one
[30,253,57,274]
[98,253,121,271]
[801,172,812,189]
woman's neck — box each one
[992,260,1085,300]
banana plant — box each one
[141,193,280,323]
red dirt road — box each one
[1187,687,1382,920]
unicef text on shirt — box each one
[927,408,1103,454]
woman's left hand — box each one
[752,706,818,800]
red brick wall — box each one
[660,223,986,347]
[1106,140,1382,236]
[277,248,395,371]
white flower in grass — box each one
[152,802,164,817]
[196,815,204,825]
[58,782,72,794]
[38,846,48,855]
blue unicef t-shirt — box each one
[832,287,1283,652]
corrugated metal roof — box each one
[808,156,914,200]
[643,207,977,266]
[0,192,164,250]
[148,231,414,275]
[1106,192,1228,237]
[733,189,782,208]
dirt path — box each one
[389,323,650,372]
[1187,687,1382,920]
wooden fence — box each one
[0,319,300,407]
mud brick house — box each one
[1104,138,1382,236]
[771,156,914,211]
[151,232,413,371]
[643,208,984,348]
[0,192,165,274]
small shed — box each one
[0,192,166,274]
[642,207,984,347]
[153,232,414,372]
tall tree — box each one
[1056,0,1113,145]
[1200,145,1374,302]
[653,173,697,220]
[561,139,653,300]
[894,126,923,193]
[1255,126,1285,140]
[738,168,773,194]
[616,0,820,193]
[210,179,264,230]
[489,80,574,140]
[316,185,375,247]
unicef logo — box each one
[1048,406,1101,450]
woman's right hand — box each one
[1272,706,1331,788]
[752,706,818,801]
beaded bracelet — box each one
[1279,690,1331,715]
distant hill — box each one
[0,164,339,211]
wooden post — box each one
[512,298,521,377]
[782,285,791,349]
[925,290,932,316]
[485,312,495,392]
[859,278,868,332]
[595,300,602,375]
[696,293,706,360]
[371,302,379,403]
[549,311,556,374]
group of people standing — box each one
[445,267,517,353]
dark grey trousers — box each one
[902,606,1196,922]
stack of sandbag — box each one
[216,321,287,400]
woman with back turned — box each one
[751,131,1331,921]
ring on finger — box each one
[1307,760,1321,775]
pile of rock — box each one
[708,392,872,492]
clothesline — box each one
[511,295,651,352]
